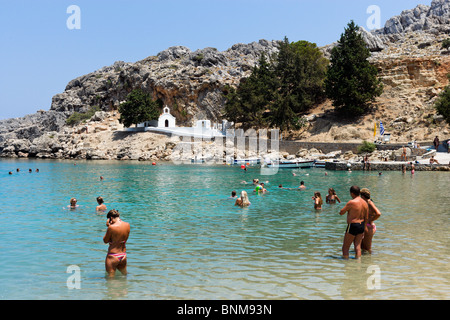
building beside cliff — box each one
[130,106,232,138]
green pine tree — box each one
[435,74,450,124]
[269,37,327,131]
[223,53,276,129]
[325,21,383,117]
[223,37,327,132]
[118,89,161,128]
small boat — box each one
[264,159,314,168]
[314,160,326,168]
[191,156,216,164]
[233,158,261,165]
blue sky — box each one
[0,0,429,120]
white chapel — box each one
[158,106,176,128]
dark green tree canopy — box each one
[118,89,162,128]
[435,74,450,124]
[223,37,328,132]
[325,20,383,117]
[442,38,450,50]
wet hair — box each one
[350,185,360,196]
[107,209,120,219]
[70,198,77,204]
[300,181,304,185]
[96,196,104,204]
[360,188,371,199]
[231,190,236,197]
[240,191,250,206]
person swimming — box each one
[229,190,237,199]
[255,182,267,193]
[298,181,306,190]
[96,196,107,212]
[68,198,79,210]
[103,209,130,277]
[235,191,251,207]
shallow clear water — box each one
[0,158,449,300]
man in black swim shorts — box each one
[339,186,368,259]
[345,222,365,236]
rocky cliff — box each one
[1,0,449,160]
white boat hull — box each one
[233,158,261,165]
[265,160,314,168]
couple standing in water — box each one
[339,186,381,259]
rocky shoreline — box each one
[1,109,448,171]
[1,0,450,164]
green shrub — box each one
[66,106,100,126]
[435,77,450,124]
[357,140,376,154]
[441,38,450,50]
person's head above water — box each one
[97,196,104,204]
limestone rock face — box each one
[49,40,280,125]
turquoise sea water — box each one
[0,158,449,300]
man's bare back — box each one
[340,196,368,224]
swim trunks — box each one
[346,222,365,236]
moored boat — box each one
[264,159,314,168]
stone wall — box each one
[325,161,450,171]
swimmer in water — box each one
[360,188,381,254]
[96,196,107,212]
[255,182,267,194]
[103,209,130,278]
[229,190,237,199]
[298,181,306,190]
[68,198,79,210]
[312,191,323,210]
[326,188,341,204]
[235,191,251,207]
